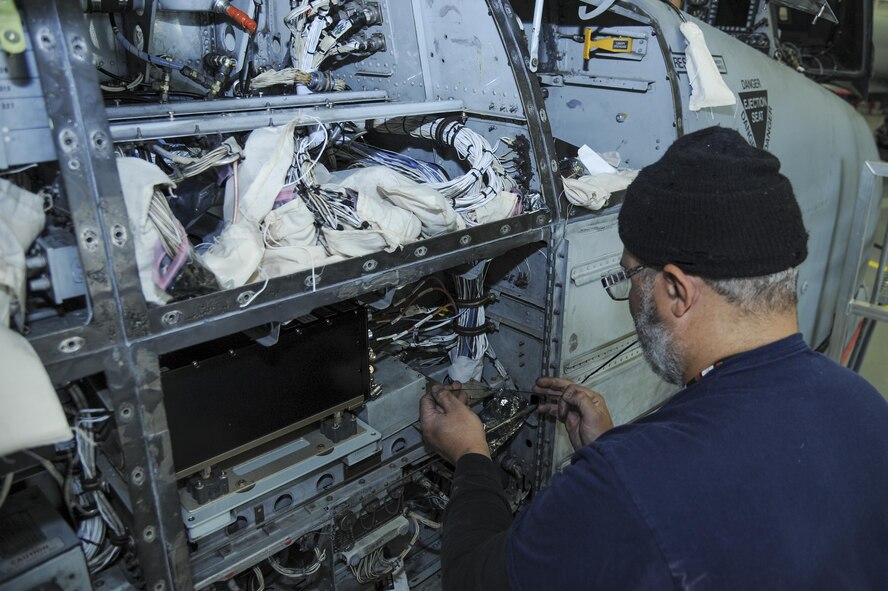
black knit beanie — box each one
[618,126,808,279]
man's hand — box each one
[534,377,613,450]
[419,382,491,464]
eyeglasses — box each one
[600,265,646,301]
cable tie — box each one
[74,503,100,518]
[108,532,132,547]
[81,475,103,492]
[455,293,495,308]
[78,534,101,548]
[447,123,463,146]
[452,322,495,337]
[435,115,461,145]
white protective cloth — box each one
[326,167,422,250]
[378,182,465,237]
[0,180,69,456]
[259,189,341,278]
[117,158,177,304]
[224,118,300,223]
[562,169,638,210]
[208,117,318,287]
[472,191,519,225]
[261,245,342,280]
[202,222,265,289]
[322,226,389,258]
[680,22,736,111]
[0,326,71,456]
[263,196,317,248]
[0,179,45,326]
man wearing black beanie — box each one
[420,127,888,590]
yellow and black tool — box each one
[583,29,633,59]
[0,0,25,54]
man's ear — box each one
[661,263,699,318]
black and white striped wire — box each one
[267,546,326,578]
[369,116,517,219]
[349,512,437,584]
[67,384,128,574]
[336,141,448,184]
[284,119,370,233]
[452,260,491,361]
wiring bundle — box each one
[369,116,529,224]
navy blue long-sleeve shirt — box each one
[441,334,888,590]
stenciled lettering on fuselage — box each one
[739,78,771,149]
[671,53,728,75]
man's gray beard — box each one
[634,274,685,385]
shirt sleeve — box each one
[506,445,672,591]
[440,453,512,591]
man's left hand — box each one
[419,382,491,464]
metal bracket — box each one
[243,321,281,347]
[827,161,888,363]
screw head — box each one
[58,336,85,353]
[161,310,182,326]
[4,31,20,43]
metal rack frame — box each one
[828,161,888,363]
[21,0,563,587]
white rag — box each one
[0,180,70,456]
[0,326,72,456]
[472,191,519,225]
[378,182,465,237]
[263,195,317,248]
[562,169,638,210]
[261,244,342,279]
[326,167,422,250]
[0,178,45,326]
[323,226,390,258]
[680,22,736,111]
[224,118,300,223]
[202,222,265,289]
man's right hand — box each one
[419,382,491,465]
[534,377,613,450]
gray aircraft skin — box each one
[0,0,876,589]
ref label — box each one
[671,53,727,74]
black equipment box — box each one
[161,304,369,478]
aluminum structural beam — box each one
[485,0,565,494]
[21,2,192,589]
[109,99,465,141]
[105,89,389,120]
